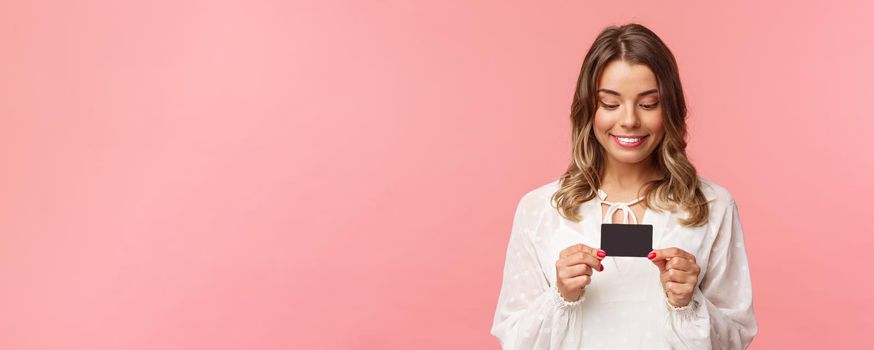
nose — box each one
[619,104,641,128]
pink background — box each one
[1,1,872,349]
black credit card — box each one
[600,223,653,257]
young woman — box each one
[490,23,758,349]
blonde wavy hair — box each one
[551,23,709,227]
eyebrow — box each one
[597,88,659,97]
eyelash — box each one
[600,102,659,110]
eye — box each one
[640,102,659,110]
[599,101,619,110]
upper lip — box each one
[610,134,648,138]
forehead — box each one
[597,60,658,94]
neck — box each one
[600,155,662,191]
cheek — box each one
[650,120,665,137]
[644,113,665,137]
[592,111,613,145]
[593,110,613,133]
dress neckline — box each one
[596,188,649,225]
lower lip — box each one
[612,135,647,148]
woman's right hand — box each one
[555,244,607,302]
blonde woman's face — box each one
[593,60,665,166]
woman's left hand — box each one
[648,247,700,308]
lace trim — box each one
[664,293,701,322]
[550,284,585,309]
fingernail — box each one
[597,250,606,258]
[598,265,604,272]
[647,251,656,260]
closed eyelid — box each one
[599,100,657,105]
[597,88,659,98]
[598,95,659,103]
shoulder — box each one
[516,179,561,212]
[696,176,739,225]
[519,177,735,207]
[511,179,561,225]
[697,175,736,206]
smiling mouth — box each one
[610,134,648,147]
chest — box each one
[540,202,716,299]
[539,200,717,293]
[601,202,648,224]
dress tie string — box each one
[598,189,645,224]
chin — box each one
[608,152,653,164]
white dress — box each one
[489,176,758,349]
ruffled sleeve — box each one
[664,199,759,349]
[490,192,586,349]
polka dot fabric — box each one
[490,176,758,349]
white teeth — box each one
[617,137,642,143]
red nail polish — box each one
[647,251,656,260]
[597,250,606,258]
[598,265,604,272]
